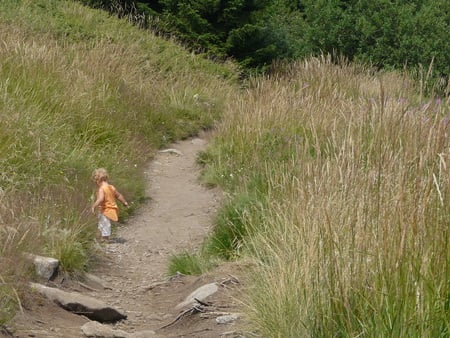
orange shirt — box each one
[100,184,119,222]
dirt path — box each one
[8,134,249,338]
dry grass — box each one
[0,217,39,325]
[205,56,449,336]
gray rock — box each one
[26,253,59,280]
[175,282,218,310]
[81,322,157,338]
[158,148,183,156]
[31,283,127,323]
[81,321,129,337]
[84,273,111,290]
[190,138,206,146]
[216,313,241,324]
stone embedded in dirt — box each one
[30,283,127,323]
[25,253,59,280]
[81,321,157,338]
[81,321,129,338]
[175,282,219,310]
[215,313,241,324]
[190,138,206,145]
[84,273,111,290]
[158,148,183,156]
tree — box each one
[79,0,450,78]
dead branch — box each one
[159,304,203,330]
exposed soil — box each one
[6,132,253,338]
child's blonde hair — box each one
[92,168,109,183]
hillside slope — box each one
[0,0,239,331]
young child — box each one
[91,168,129,242]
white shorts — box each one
[98,214,112,237]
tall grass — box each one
[203,56,449,336]
[0,0,237,323]
[0,199,40,326]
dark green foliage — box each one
[352,0,449,76]
[300,0,449,80]
[226,24,282,69]
[301,0,358,57]
[79,0,277,67]
[81,0,449,81]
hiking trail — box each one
[8,133,249,338]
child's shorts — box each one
[97,214,112,237]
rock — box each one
[84,273,111,290]
[25,253,59,280]
[216,313,241,324]
[175,282,219,310]
[81,322,157,338]
[158,148,183,156]
[190,138,206,146]
[30,283,127,323]
[81,321,129,338]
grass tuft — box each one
[168,252,206,276]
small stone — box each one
[216,313,241,324]
[26,254,59,280]
[81,321,129,338]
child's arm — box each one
[91,188,105,213]
[115,190,129,207]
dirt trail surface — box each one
[7,135,251,338]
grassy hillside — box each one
[202,57,449,336]
[0,0,237,324]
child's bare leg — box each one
[98,215,111,243]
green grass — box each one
[204,193,263,260]
[168,252,203,275]
[167,251,216,276]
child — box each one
[91,168,129,242]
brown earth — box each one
[5,132,255,338]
